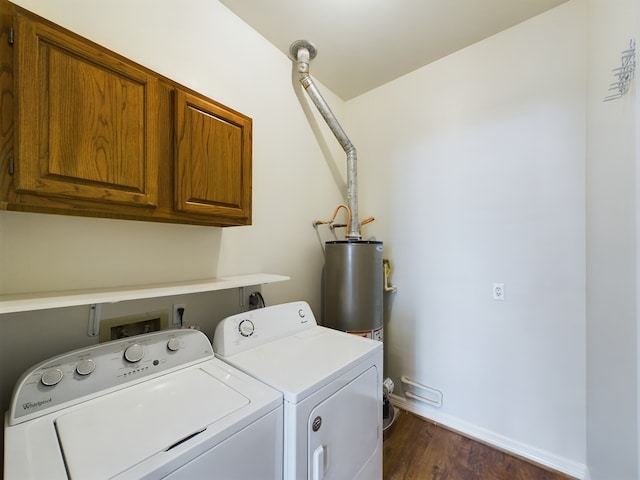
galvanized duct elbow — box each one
[289,40,361,240]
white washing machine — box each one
[4,329,283,480]
[213,301,383,480]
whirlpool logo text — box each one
[22,397,52,410]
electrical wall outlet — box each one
[492,283,505,301]
[173,303,187,325]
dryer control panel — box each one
[213,301,316,357]
[8,329,213,425]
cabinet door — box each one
[175,90,251,222]
[14,12,160,207]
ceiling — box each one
[219,0,568,100]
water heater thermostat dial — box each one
[238,319,255,337]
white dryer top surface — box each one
[219,324,382,403]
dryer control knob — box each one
[167,338,181,352]
[76,359,96,376]
[124,344,145,363]
[41,368,63,386]
[238,319,255,337]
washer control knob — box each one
[167,338,181,352]
[76,359,96,376]
[298,309,306,318]
[124,344,144,363]
[238,319,255,337]
[41,368,63,386]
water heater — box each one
[324,240,384,340]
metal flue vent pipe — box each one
[289,40,361,240]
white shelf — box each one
[0,273,290,314]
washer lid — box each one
[223,326,382,403]
[55,367,248,479]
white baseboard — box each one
[390,393,589,480]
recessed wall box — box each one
[99,310,169,342]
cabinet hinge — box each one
[8,27,13,45]
[8,157,14,175]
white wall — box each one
[346,1,587,476]
[585,1,639,479]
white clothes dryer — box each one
[4,329,283,480]
[213,301,383,480]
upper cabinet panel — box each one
[14,12,160,207]
[175,90,252,221]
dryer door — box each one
[307,366,380,480]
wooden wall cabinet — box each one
[0,0,252,226]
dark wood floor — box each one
[383,409,576,480]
